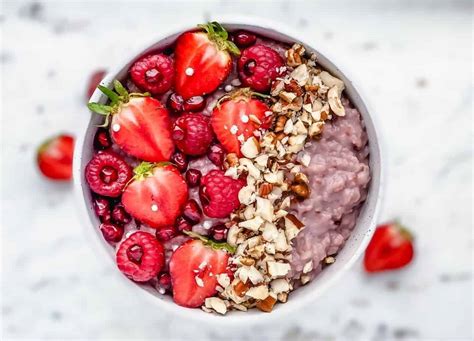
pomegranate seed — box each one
[93,196,111,221]
[185,169,202,187]
[170,151,188,172]
[233,31,257,48]
[158,272,172,291]
[175,216,192,232]
[155,226,177,242]
[100,166,118,184]
[93,128,112,150]
[100,223,124,242]
[167,93,184,112]
[183,96,206,112]
[127,244,143,264]
[182,199,202,224]
[111,204,131,225]
[207,144,224,167]
[210,223,228,241]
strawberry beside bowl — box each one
[73,18,383,323]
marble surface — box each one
[1,0,472,340]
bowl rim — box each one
[73,15,384,325]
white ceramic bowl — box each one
[73,17,383,324]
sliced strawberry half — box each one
[88,80,174,162]
[122,162,188,228]
[174,22,240,99]
[211,89,272,155]
[169,232,233,308]
[364,222,414,273]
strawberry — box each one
[211,89,272,155]
[364,222,414,273]
[37,134,74,180]
[88,80,174,162]
[174,22,240,99]
[169,232,233,308]
[122,162,188,228]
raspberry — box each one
[238,44,284,92]
[172,113,213,156]
[85,151,132,197]
[130,53,174,95]
[199,170,245,218]
[116,231,165,282]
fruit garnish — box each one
[207,143,225,167]
[232,31,257,48]
[182,199,203,225]
[93,128,112,150]
[172,112,214,156]
[211,88,272,155]
[93,196,112,222]
[169,233,232,307]
[111,204,131,225]
[86,69,106,100]
[116,231,165,282]
[364,222,414,273]
[85,151,132,197]
[88,80,174,162]
[100,222,124,243]
[183,230,236,254]
[185,168,202,187]
[167,93,206,113]
[130,53,174,95]
[37,134,74,181]
[175,22,239,99]
[238,44,284,92]
[170,150,188,172]
[121,162,188,228]
[199,169,245,218]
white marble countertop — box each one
[1,0,472,340]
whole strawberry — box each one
[174,22,240,99]
[172,112,213,156]
[364,222,414,273]
[199,169,245,218]
[122,162,188,228]
[88,80,174,162]
[211,89,272,155]
[37,134,74,180]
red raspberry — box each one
[238,44,284,92]
[116,231,165,282]
[199,170,245,218]
[130,53,174,95]
[85,151,132,197]
[172,113,213,156]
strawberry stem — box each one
[198,21,240,56]
[184,230,236,254]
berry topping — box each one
[175,22,240,99]
[116,231,165,282]
[211,90,272,155]
[85,151,132,197]
[170,150,188,172]
[100,222,124,243]
[86,69,106,100]
[167,93,207,113]
[111,204,131,225]
[175,216,192,232]
[210,223,228,241]
[93,196,111,222]
[155,226,177,242]
[93,128,112,150]
[169,234,232,307]
[364,222,414,273]
[185,169,202,187]
[37,134,74,181]
[157,272,172,292]
[121,162,188,228]
[173,113,213,156]
[88,80,174,162]
[199,170,245,218]
[232,31,257,48]
[207,143,225,167]
[130,53,174,95]
[238,44,284,92]
[182,199,202,224]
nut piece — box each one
[241,137,260,159]
[277,292,288,303]
[267,261,291,278]
[274,116,287,133]
[246,285,269,300]
[256,295,277,312]
[328,85,345,117]
[291,182,310,199]
[270,279,290,294]
[204,297,227,315]
[259,183,274,197]
[234,281,250,297]
[225,153,239,167]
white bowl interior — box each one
[74,21,382,324]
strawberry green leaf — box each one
[113,80,129,98]
[98,85,120,104]
[133,161,156,180]
[184,230,236,254]
[226,40,240,56]
[87,102,112,115]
